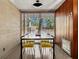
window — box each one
[21,13,55,36]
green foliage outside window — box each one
[26,15,55,29]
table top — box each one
[21,31,54,39]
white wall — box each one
[0,0,20,58]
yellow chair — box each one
[40,40,52,48]
[23,40,34,48]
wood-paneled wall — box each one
[55,0,73,45]
[55,0,78,59]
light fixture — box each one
[33,0,42,7]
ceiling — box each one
[10,0,65,11]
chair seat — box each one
[23,40,34,48]
[40,40,52,48]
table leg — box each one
[21,39,22,59]
[53,38,55,59]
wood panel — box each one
[72,0,78,59]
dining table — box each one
[20,31,55,59]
